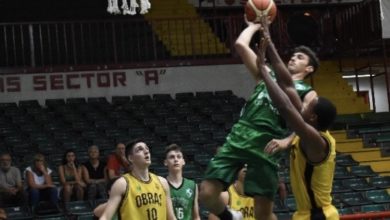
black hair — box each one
[164,143,182,158]
[314,97,337,131]
[61,149,79,167]
[294,45,319,74]
[125,138,146,156]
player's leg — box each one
[200,144,243,219]
[199,179,225,214]
[245,159,279,220]
[254,196,277,220]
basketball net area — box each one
[107,0,151,15]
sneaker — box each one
[228,208,243,220]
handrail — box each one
[340,211,390,220]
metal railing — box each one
[0,0,385,75]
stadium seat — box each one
[111,96,131,105]
[369,175,390,189]
[334,166,355,179]
[340,192,372,206]
[332,180,352,193]
[66,98,86,105]
[132,94,151,103]
[360,204,386,212]
[349,165,377,177]
[365,189,390,204]
[175,92,194,102]
[65,200,94,216]
[342,178,375,191]
[4,206,33,220]
[335,154,359,166]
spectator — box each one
[0,152,25,207]
[82,145,107,201]
[58,149,86,202]
[107,143,130,179]
[24,153,58,208]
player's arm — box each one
[208,191,229,220]
[258,48,328,162]
[192,184,201,220]
[234,17,262,82]
[158,176,177,220]
[99,177,126,220]
[258,16,302,111]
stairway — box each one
[144,0,229,56]
[307,61,370,114]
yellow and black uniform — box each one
[290,131,339,220]
[119,173,167,220]
[228,184,255,220]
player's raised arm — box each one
[259,16,302,111]
[234,17,263,82]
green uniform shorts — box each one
[203,125,280,200]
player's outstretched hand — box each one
[264,138,290,154]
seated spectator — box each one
[107,143,130,179]
[24,153,58,208]
[82,145,107,201]
[58,149,86,202]
[0,152,25,207]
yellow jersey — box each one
[119,173,167,220]
[290,131,339,220]
[228,184,255,220]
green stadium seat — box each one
[342,178,375,191]
[349,165,377,177]
[360,204,386,212]
[335,154,359,167]
[369,176,390,189]
[334,166,354,179]
[365,189,390,204]
[340,192,372,206]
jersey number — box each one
[147,208,158,220]
[175,207,184,219]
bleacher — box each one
[1,92,390,219]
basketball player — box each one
[257,18,339,219]
[164,144,201,220]
[199,16,319,220]
[99,139,176,220]
[208,164,255,220]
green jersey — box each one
[169,178,196,220]
[225,77,312,164]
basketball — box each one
[245,0,277,23]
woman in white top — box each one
[25,153,58,207]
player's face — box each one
[129,142,151,167]
[164,150,185,171]
[287,52,312,75]
[301,97,318,126]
